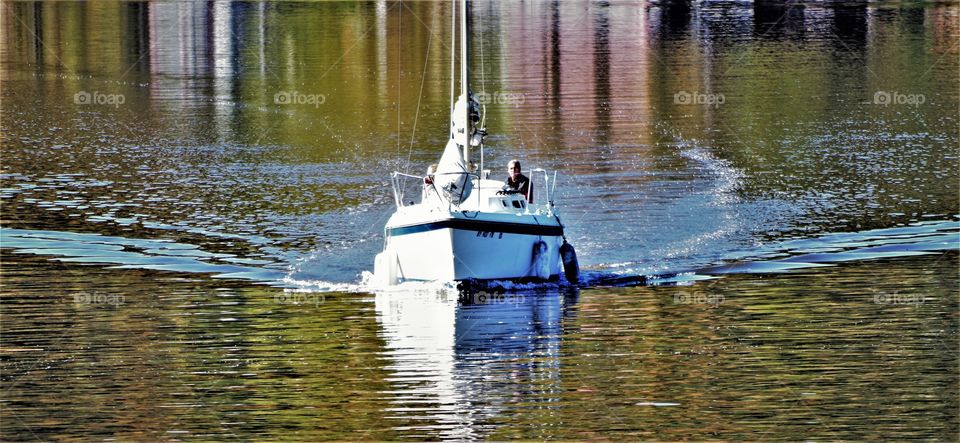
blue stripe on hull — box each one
[388,218,563,237]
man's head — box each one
[507,159,521,179]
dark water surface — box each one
[1,1,958,440]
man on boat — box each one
[504,159,531,201]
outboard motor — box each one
[559,240,579,284]
[531,241,551,280]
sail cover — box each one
[433,94,473,206]
[434,138,472,205]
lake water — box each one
[1,1,958,440]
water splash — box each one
[3,217,956,293]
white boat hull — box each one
[379,212,564,282]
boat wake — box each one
[582,216,959,287]
[3,217,956,294]
[288,216,958,292]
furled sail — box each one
[435,95,473,205]
[434,138,471,205]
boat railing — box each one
[390,170,481,210]
[527,168,554,210]
[390,171,428,208]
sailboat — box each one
[373,0,578,286]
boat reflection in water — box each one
[373,288,579,439]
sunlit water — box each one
[1,1,958,440]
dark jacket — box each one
[505,173,530,200]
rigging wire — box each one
[396,0,402,173]
[403,5,432,174]
[477,1,485,99]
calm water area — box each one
[1,1,958,440]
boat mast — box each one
[450,0,455,138]
[460,0,470,166]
